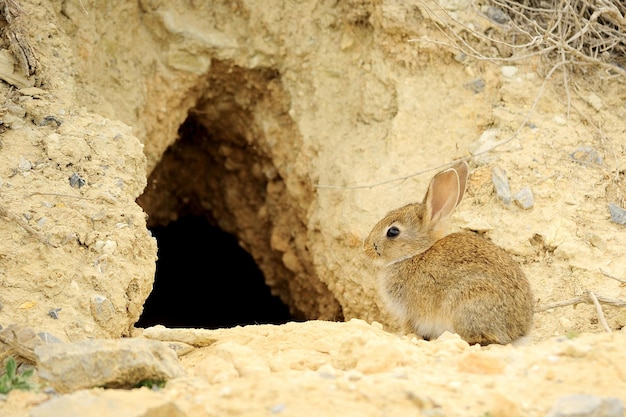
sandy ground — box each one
[0,0,625,416]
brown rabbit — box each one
[363,162,533,345]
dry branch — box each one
[536,292,626,312]
[536,290,626,333]
[0,0,40,77]
[600,269,626,285]
[487,0,626,76]
[588,291,611,333]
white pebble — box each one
[501,66,518,78]
[585,93,603,111]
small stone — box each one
[501,66,518,78]
[318,363,338,379]
[90,294,115,325]
[454,52,468,63]
[6,105,25,117]
[0,325,63,363]
[481,5,510,24]
[69,172,85,188]
[469,129,502,164]
[47,308,62,319]
[570,146,603,166]
[553,115,567,125]
[585,93,603,111]
[282,249,303,273]
[546,394,623,417]
[492,166,512,206]
[94,239,117,255]
[18,157,32,171]
[38,116,63,127]
[463,78,485,93]
[2,113,26,129]
[34,338,186,392]
[513,186,534,209]
[608,203,626,225]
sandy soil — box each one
[0,0,625,415]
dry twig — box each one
[588,291,611,332]
[536,293,626,312]
[600,268,626,285]
[536,290,626,333]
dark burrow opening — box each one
[135,215,293,329]
[136,105,297,328]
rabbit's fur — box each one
[364,162,533,345]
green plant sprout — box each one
[0,357,39,394]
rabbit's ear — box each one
[423,162,469,226]
[452,161,468,206]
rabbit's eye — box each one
[386,226,400,238]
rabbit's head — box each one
[364,162,468,266]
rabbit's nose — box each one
[363,240,379,259]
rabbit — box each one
[363,161,533,345]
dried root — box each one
[0,0,40,78]
[536,272,626,333]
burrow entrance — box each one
[136,212,292,329]
[136,62,343,329]
[136,116,295,329]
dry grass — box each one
[485,0,625,115]
[490,0,626,70]
[414,0,626,104]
